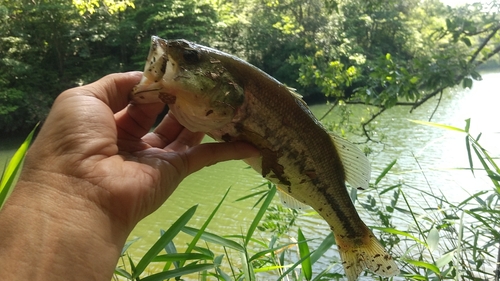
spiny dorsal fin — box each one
[330,134,371,189]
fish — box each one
[131,36,399,280]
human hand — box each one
[0,72,258,280]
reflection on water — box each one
[1,73,498,279]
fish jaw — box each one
[131,36,246,133]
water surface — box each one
[1,72,498,279]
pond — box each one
[1,72,499,279]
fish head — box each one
[131,36,245,133]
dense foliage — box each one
[0,0,499,135]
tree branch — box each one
[360,107,386,143]
[474,43,500,68]
[468,24,500,66]
[319,98,338,121]
[428,90,443,121]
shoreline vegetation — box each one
[1,0,499,280]
[1,0,500,136]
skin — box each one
[0,71,259,281]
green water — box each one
[1,72,499,279]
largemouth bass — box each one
[131,36,399,280]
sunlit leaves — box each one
[72,0,135,15]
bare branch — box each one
[428,90,443,121]
[319,98,338,121]
[361,107,386,143]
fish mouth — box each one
[131,36,238,133]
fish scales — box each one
[131,36,399,280]
[231,63,368,238]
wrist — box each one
[0,171,129,281]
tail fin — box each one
[335,233,399,281]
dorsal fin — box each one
[330,134,371,189]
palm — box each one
[25,72,258,230]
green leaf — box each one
[245,184,276,246]
[0,124,38,208]
[235,189,268,202]
[121,237,140,256]
[373,227,425,245]
[470,71,482,81]
[426,227,439,252]
[405,259,440,276]
[141,263,215,281]
[464,118,471,133]
[132,205,197,278]
[249,242,299,262]
[408,119,466,133]
[241,250,255,281]
[375,159,397,185]
[114,267,132,279]
[182,226,244,252]
[152,253,212,262]
[462,77,473,89]
[465,136,474,176]
[460,36,472,46]
[162,239,178,270]
[278,250,314,281]
[180,188,231,268]
[216,266,233,281]
[310,233,336,264]
[298,228,312,280]
[253,265,286,272]
[435,250,455,268]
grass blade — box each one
[152,253,212,262]
[465,136,474,176]
[298,228,312,280]
[132,205,198,278]
[372,227,425,245]
[179,188,231,268]
[405,259,440,276]
[277,250,314,281]
[245,184,276,247]
[0,124,38,208]
[310,232,335,264]
[114,267,133,279]
[375,159,397,185]
[162,238,178,271]
[249,242,298,262]
[408,119,466,133]
[182,226,244,252]
[141,263,215,281]
[121,237,140,256]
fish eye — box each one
[183,49,200,63]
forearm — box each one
[0,174,128,281]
